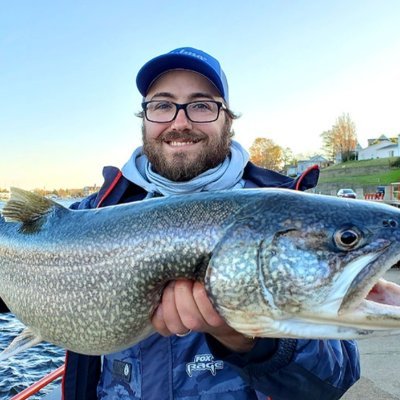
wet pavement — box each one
[342,269,400,399]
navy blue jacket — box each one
[62,162,360,400]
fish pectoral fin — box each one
[0,327,42,361]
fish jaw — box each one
[332,239,400,332]
[232,315,400,340]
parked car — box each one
[337,188,357,199]
[376,186,385,195]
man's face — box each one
[142,70,232,181]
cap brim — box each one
[136,53,226,100]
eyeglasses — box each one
[141,100,227,123]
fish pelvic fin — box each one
[1,187,66,233]
[0,327,42,362]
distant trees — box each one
[281,147,296,169]
[321,113,358,162]
[250,113,358,171]
[249,137,295,171]
[32,188,84,197]
[32,188,48,196]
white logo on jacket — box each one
[186,354,224,377]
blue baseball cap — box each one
[136,47,229,103]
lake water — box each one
[0,314,64,399]
[0,199,77,399]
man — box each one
[63,47,360,399]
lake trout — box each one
[1,187,400,359]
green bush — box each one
[389,157,400,168]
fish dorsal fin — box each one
[1,187,66,232]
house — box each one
[335,144,362,163]
[357,134,400,160]
[297,155,329,173]
[83,185,98,197]
[287,155,329,176]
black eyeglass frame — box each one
[141,100,227,123]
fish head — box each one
[208,190,400,339]
[259,193,400,338]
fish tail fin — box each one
[1,187,67,233]
[0,327,42,361]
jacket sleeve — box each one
[69,192,98,210]
[206,336,360,400]
[243,162,320,191]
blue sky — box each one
[1,1,399,189]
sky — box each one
[1,1,399,190]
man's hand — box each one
[151,279,256,353]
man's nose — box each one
[170,109,192,130]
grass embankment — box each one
[318,157,400,187]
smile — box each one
[167,140,201,147]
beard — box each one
[142,122,233,182]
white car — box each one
[337,188,356,199]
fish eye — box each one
[334,227,361,250]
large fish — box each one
[1,187,400,359]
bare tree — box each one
[321,113,358,162]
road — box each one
[342,269,400,399]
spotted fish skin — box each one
[1,187,400,356]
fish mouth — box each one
[365,271,400,307]
[338,245,400,326]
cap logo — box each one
[137,47,228,102]
[173,49,207,61]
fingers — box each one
[152,281,188,336]
[151,279,256,352]
[151,303,169,336]
[151,279,221,336]
[174,280,207,331]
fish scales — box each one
[0,190,254,354]
[1,187,400,358]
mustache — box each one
[157,131,207,142]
